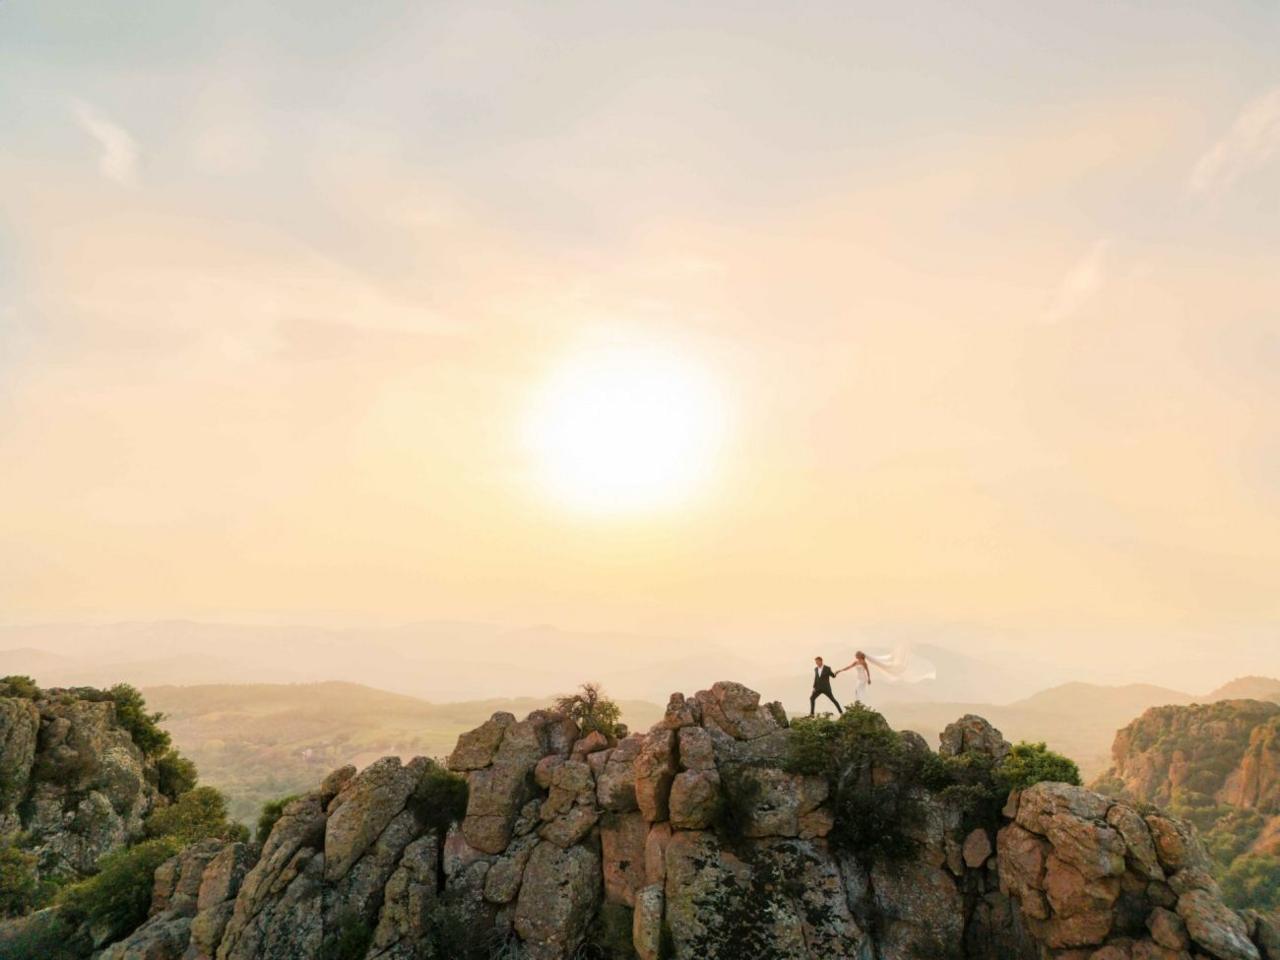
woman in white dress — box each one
[839,646,936,703]
[838,651,875,703]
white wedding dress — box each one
[855,646,936,702]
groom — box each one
[810,656,843,716]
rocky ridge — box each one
[27,681,1280,960]
[0,687,161,881]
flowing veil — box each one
[862,645,936,684]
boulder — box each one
[514,841,601,960]
[600,811,648,906]
[633,884,665,960]
[1176,889,1260,960]
[448,712,514,771]
[324,756,427,881]
[668,770,721,830]
[938,714,1011,762]
[634,729,677,823]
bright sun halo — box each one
[527,340,726,516]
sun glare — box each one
[526,340,726,516]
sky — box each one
[1,2,1279,689]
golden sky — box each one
[2,3,1279,684]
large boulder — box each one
[939,714,1011,762]
[513,840,601,960]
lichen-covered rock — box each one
[514,841,601,960]
[600,811,648,906]
[633,884,665,960]
[939,714,1011,762]
[0,697,39,832]
[370,834,439,958]
[668,769,721,830]
[596,734,642,812]
[1177,888,1260,960]
[694,682,781,741]
[324,756,427,882]
[97,912,192,960]
[676,725,715,771]
[634,729,677,823]
[448,712,515,771]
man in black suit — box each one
[810,656,843,716]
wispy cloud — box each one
[71,100,139,186]
[1189,86,1280,196]
[1043,239,1110,324]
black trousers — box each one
[810,689,842,715]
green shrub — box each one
[0,843,39,917]
[144,787,248,845]
[785,706,934,862]
[257,794,301,845]
[555,682,624,741]
[0,909,84,960]
[1204,809,1265,867]
[996,742,1081,793]
[409,762,469,837]
[0,676,41,700]
[1219,853,1280,912]
[109,684,171,759]
[57,838,180,944]
[155,750,199,802]
[32,750,100,790]
[321,911,374,960]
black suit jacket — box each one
[812,665,836,692]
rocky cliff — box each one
[1094,699,1280,913]
[74,681,1280,960]
[0,684,161,881]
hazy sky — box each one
[2,3,1279,681]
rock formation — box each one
[0,688,160,881]
[1096,699,1280,911]
[8,680,1278,960]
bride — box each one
[838,646,935,704]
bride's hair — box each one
[855,650,865,659]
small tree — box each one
[409,763,469,837]
[0,844,39,918]
[144,787,248,845]
[58,838,180,944]
[108,684,171,759]
[997,741,1081,793]
[554,682,623,741]
[0,676,41,700]
[155,750,199,802]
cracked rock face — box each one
[0,691,160,882]
[55,681,1280,960]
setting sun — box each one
[525,340,726,516]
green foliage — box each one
[0,910,84,960]
[0,676,41,700]
[555,682,624,741]
[1219,854,1280,912]
[144,786,248,845]
[0,843,39,917]
[108,684,171,759]
[32,749,100,790]
[257,794,301,845]
[409,762,469,837]
[155,750,199,801]
[321,911,374,960]
[1204,809,1266,866]
[997,741,1081,793]
[57,838,180,944]
[786,706,934,862]
[577,902,637,959]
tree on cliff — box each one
[555,682,624,741]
